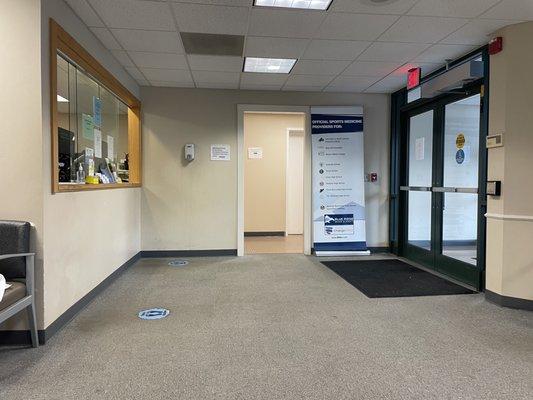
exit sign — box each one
[407,67,421,90]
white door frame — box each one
[237,104,312,256]
[286,128,305,237]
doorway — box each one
[399,86,486,289]
[242,112,306,255]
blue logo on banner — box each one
[456,149,465,164]
[138,308,169,320]
[311,114,363,134]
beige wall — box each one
[486,21,533,301]
[39,0,141,327]
[244,113,305,233]
[0,0,44,331]
[141,87,390,251]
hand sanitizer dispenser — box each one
[184,144,195,162]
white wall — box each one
[0,0,44,331]
[141,87,390,251]
[40,0,141,327]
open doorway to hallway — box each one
[243,112,306,254]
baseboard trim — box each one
[367,247,391,253]
[0,251,142,346]
[244,232,285,237]
[141,249,237,257]
[485,290,533,311]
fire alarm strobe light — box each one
[489,37,503,55]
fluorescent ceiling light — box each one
[57,95,69,103]
[244,57,297,74]
[254,0,333,10]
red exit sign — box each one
[407,67,421,90]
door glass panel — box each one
[407,110,433,250]
[442,95,480,264]
[443,95,480,188]
[408,191,432,250]
[409,111,433,187]
[442,193,478,265]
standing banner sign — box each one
[311,106,369,255]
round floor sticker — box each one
[138,308,170,320]
[168,260,189,267]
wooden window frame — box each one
[50,19,141,193]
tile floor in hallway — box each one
[0,254,532,400]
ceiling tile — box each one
[141,68,194,84]
[112,29,184,53]
[440,19,516,45]
[174,0,251,5]
[365,75,406,93]
[172,3,249,35]
[283,85,325,92]
[111,50,134,67]
[196,82,240,89]
[248,8,325,38]
[125,66,145,81]
[129,52,188,69]
[241,73,288,86]
[332,0,418,14]
[480,0,533,20]
[285,74,335,86]
[240,83,284,91]
[303,40,370,60]
[65,0,104,27]
[325,76,379,92]
[188,55,244,72]
[379,16,467,43]
[90,27,122,50]
[413,44,478,63]
[150,81,195,88]
[342,61,402,77]
[292,59,351,75]
[191,71,241,84]
[245,36,308,58]
[136,79,150,86]
[358,42,430,62]
[316,13,398,41]
[408,0,500,18]
[88,0,175,30]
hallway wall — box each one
[141,87,390,251]
[39,0,141,328]
[244,113,305,234]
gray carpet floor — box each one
[0,254,532,399]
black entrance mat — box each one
[321,259,475,298]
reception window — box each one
[51,19,141,193]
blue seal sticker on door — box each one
[138,308,169,320]
[456,149,465,164]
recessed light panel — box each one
[244,57,297,74]
[254,0,333,11]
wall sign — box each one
[311,106,368,254]
[210,144,231,161]
[248,147,263,159]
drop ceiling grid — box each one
[63,0,521,94]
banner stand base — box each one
[315,250,371,257]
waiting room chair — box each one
[0,220,38,347]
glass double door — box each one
[400,90,484,289]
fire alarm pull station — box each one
[487,181,501,196]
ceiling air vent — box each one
[180,32,245,56]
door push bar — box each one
[400,186,478,194]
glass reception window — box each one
[51,19,141,193]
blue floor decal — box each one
[138,308,170,320]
